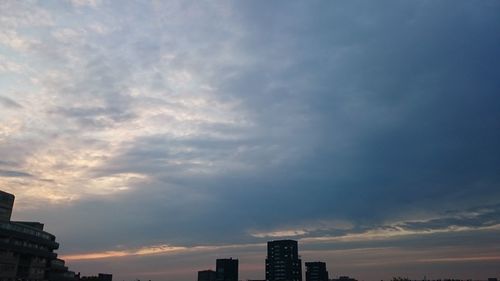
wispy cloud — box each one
[0,169,33,178]
[0,96,22,109]
[252,229,308,238]
[301,224,500,244]
[250,220,354,238]
[62,243,266,261]
[63,244,187,260]
[70,0,102,8]
[417,256,500,263]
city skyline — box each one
[1,1,500,280]
[3,191,495,281]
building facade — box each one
[216,258,238,281]
[265,240,302,281]
[305,262,329,281]
[0,190,78,281]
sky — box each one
[1,0,500,280]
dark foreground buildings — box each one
[330,276,357,281]
[216,258,239,281]
[305,262,329,281]
[197,258,238,281]
[0,190,75,280]
[80,274,113,281]
[266,240,302,281]
[0,190,111,281]
[198,270,216,281]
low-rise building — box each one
[80,273,113,281]
[305,262,329,281]
[198,270,216,281]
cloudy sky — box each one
[1,0,500,280]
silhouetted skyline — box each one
[1,189,499,281]
[1,1,500,281]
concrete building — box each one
[0,190,77,281]
[265,240,302,281]
[305,262,329,281]
[216,258,238,281]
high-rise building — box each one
[0,189,93,281]
[216,258,238,281]
[305,262,329,281]
[265,240,302,281]
[198,269,216,281]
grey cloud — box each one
[399,206,500,231]
[20,0,499,246]
[51,106,136,129]
[0,96,22,109]
[0,160,19,166]
[0,169,33,178]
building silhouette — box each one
[198,270,216,281]
[0,191,14,221]
[0,190,110,281]
[265,240,302,281]
[80,273,113,281]
[216,258,238,281]
[0,190,76,280]
[305,262,329,281]
[330,276,357,281]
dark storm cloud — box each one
[203,0,500,221]
[31,1,500,250]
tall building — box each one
[265,240,302,281]
[0,190,82,281]
[216,258,238,281]
[305,262,329,281]
[198,269,216,281]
